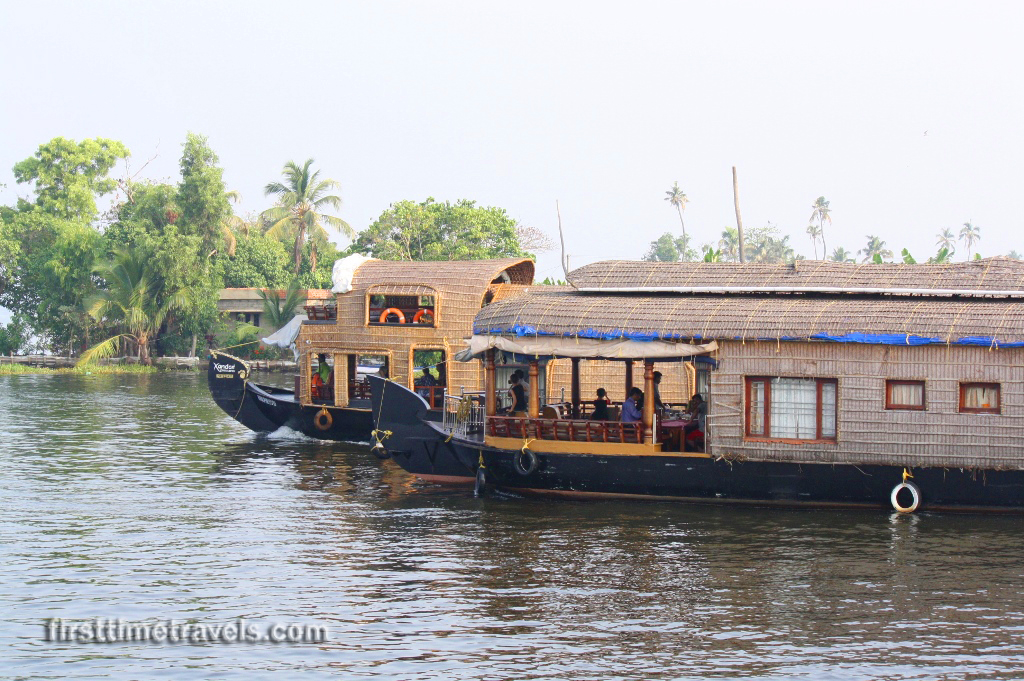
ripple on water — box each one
[3,373,1024,679]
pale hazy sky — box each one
[2,0,1023,288]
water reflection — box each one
[2,372,1024,679]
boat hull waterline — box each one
[369,376,1024,511]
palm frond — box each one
[77,334,133,366]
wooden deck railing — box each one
[487,416,643,444]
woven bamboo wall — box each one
[296,259,533,396]
[708,340,1024,470]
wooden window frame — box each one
[744,376,838,442]
[885,379,926,411]
[365,291,440,328]
[959,382,1001,414]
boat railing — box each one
[443,393,485,437]
[486,416,644,444]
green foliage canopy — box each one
[351,198,528,261]
[12,137,129,221]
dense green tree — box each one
[0,211,101,353]
[0,314,29,355]
[959,222,981,260]
[1008,250,1022,260]
[12,137,129,221]
[81,246,192,365]
[746,225,797,264]
[642,232,696,262]
[263,159,352,273]
[664,182,689,246]
[222,231,291,289]
[178,133,232,257]
[717,227,739,261]
[352,198,527,261]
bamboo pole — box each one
[642,360,656,444]
[485,349,496,416]
[528,359,540,418]
[733,166,746,263]
[570,358,581,418]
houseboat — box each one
[209,256,536,481]
[370,257,1024,512]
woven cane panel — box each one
[569,257,1024,294]
[297,259,532,393]
[708,341,1024,470]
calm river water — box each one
[3,372,1024,679]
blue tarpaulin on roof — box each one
[472,324,1024,348]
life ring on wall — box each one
[412,308,434,325]
[379,308,406,324]
[314,407,333,431]
[514,447,539,476]
[890,481,921,513]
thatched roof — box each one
[568,257,1024,297]
[474,290,1024,347]
[350,258,534,296]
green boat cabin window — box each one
[959,382,1000,414]
[746,377,837,441]
[368,294,435,327]
[886,380,926,410]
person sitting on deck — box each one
[684,394,706,434]
[591,388,610,420]
[415,367,438,401]
[621,387,643,423]
[311,353,333,400]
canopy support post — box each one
[528,359,540,418]
[484,349,496,417]
[643,360,656,445]
[624,360,633,401]
[570,358,581,419]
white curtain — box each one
[820,382,836,438]
[749,381,766,435]
[770,378,817,439]
[963,384,999,410]
[890,382,923,407]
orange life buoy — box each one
[412,308,434,325]
[379,308,406,324]
[314,407,333,431]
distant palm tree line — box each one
[657,184,1010,263]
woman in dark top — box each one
[591,388,610,420]
[509,375,527,413]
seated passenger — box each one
[684,394,706,434]
[311,353,333,400]
[415,367,439,402]
[621,387,644,423]
[591,388,610,420]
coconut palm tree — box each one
[959,222,981,260]
[258,279,305,330]
[806,223,822,259]
[664,181,689,246]
[830,246,855,263]
[859,236,893,263]
[809,196,831,257]
[79,247,190,365]
[936,227,956,255]
[263,159,353,274]
[718,227,739,261]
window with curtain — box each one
[746,377,837,440]
[960,383,1000,414]
[886,380,925,410]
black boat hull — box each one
[208,352,373,441]
[371,377,1024,511]
[368,375,476,483]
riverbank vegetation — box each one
[0,135,536,361]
